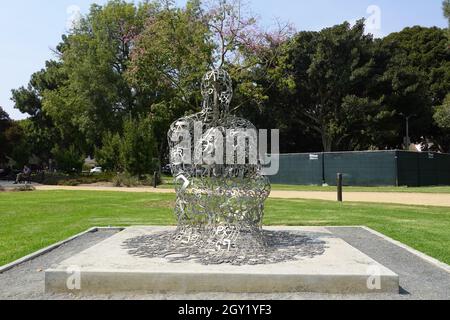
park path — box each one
[33,185,450,208]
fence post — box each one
[337,173,343,202]
[153,172,158,189]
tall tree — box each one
[434,94,450,129]
[43,0,151,151]
[383,26,450,151]
[444,0,450,22]
[11,61,64,163]
[275,20,387,151]
[127,0,214,165]
[0,107,12,164]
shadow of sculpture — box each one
[123,230,327,266]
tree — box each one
[11,61,64,163]
[444,0,450,45]
[265,23,449,152]
[383,26,450,151]
[96,117,157,176]
[434,94,450,129]
[444,0,450,22]
[42,0,151,151]
[0,107,12,164]
[120,117,158,177]
[203,0,295,122]
[0,108,32,167]
[96,132,123,172]
[383,27,449,106]
[127,0,214,166]
[274,20,387,151]
[52,145,84,173]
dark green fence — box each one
[323,151,397,186]
[397,152,450,187]
[269,151,450,187]
[269,153,324,185]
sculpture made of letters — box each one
[123,69,326,266]
[167,69,271,257]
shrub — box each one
[39,173,71,185]
[96,132,123,172]
[121,117,159,177]
[12,185,35,192]
[141,173,162,187]
[52,145,84,174]
[38,172,115,186]
[59,179,81,186]
[112,173,140,188]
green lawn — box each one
[160,176,450,193]
[0,190,449,266]
[270,184,450,193]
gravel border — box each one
[0,227,124,274]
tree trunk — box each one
[321,131,333,152]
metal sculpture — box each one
[167,69,270,248]
[124,69,325,265]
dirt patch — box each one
[271,191,450,207]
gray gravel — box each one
[0,227,449,300]
[0,229,119,300]
[328,227,450,300]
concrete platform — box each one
[45,227,399,294]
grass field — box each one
[160,176,450,193]
[0,190,449,267]
[270,184,450,193]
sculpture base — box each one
[45,227,399,294]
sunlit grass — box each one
[0,190,449,266]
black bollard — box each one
[337,173,343,202]
[153,172,158,189]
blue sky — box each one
[0,0,447,120]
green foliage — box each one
[52,145,84,173]
[96,132,123,172]
[0,108,32,167]
[11,61,65,157]
[270,21,388,151]
[126,0,214,163]
[383,27,449,105]
[3,121,32,168]
[257,22,449,152]
[444,0,450,20]
[96,117,158,177]
[0,107,13,164]
[112,172,140,187]
[9,0,450,161]
[120,117,158,177]
[382,26,450,151]
[434,94,450,129]
[37,172,115,186]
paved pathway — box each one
[29,185,450,207]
